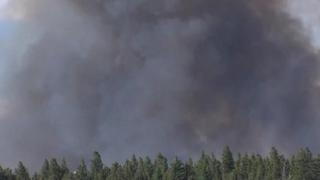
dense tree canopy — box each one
[1,148,320,180]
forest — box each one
[2,147,320,180]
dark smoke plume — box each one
[0,0,319,168]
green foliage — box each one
[290,148,314,180]
[167,157,185,180]
[76,159,89,180]
[222,146,235,178]
[152,153,168,180]
[15,162,30,180]
[267,147,282,180]
[0,166,15,180]
[40,159,50,180]
[49,158,63,180]
[106,162,124,180]
[91,151,104,180]
[1,147,320,180]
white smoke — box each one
[286,0,320,49]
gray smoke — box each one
[0,0,319,168]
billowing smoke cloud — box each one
[0,0,319,168]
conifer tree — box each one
[195,152,212,180]
[168,157,185,180]
[40,159,50,180]
[76,159,89,180]
[185,158,195,180]
[60,158,69,177]
[15,161,30,180]
[241,153,251,179]
[123,155,138,179]
[144,156,154,179]
[311,155,320,180]
[255,154,266,180]
[267,147,282,180]
[290,148,313,180]
[32,173,40,180]
[49,158,62,180]
[134,158,149,180]
[1,167,15,180]
[152,153,168,180]
[91,151,104,180]
[107,162,124,180]
[222,146,235,178]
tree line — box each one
[2,146,320,180]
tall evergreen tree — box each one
[267,147,282,180]
[91,151,104,180]
[152,153,168,180]
[32,173,40,180]
[123,155,138,179]
[60,159,69,175]
[0,167,15,180]
[40,159,50,180]
[76,159,89,180]
[107,162,124,180]
[185,158,195,180]
[255,154,266,180]
[168,157,185,180]
[134,158,148,180]
[195,152,212,180]
[144,157,154,179]
[239,153,250,180]
[49,158,62,180]
[311,155,320,180]
[222,146,235,177]
[290,148,313,180]
[15,162,30,180]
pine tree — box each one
[76,159,89,180]
[310,155,320,180]
[208,153,222,179]
[255,154,266,180]
[15,161,30,180]
[40,159,50,180]
[239,153,250,180]
[290,148,313,180]
[185,158,195,180]
[91,151,104,180]
[107,162,124,180]
[267,147,282,180]
[168,157,185,180]
[144,156,154,179]
[49,158,62,180]
[222,146,235,178]
[134,158,148,180]
[194,152,212,180]
[103,166,111,180]
[123,155,138,179]
[152,153,168,180]
[32,173,40,180]
[0,167,15,180]
[60,158,69,177]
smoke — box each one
[0,0,319,168]
[287,0,320,49]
